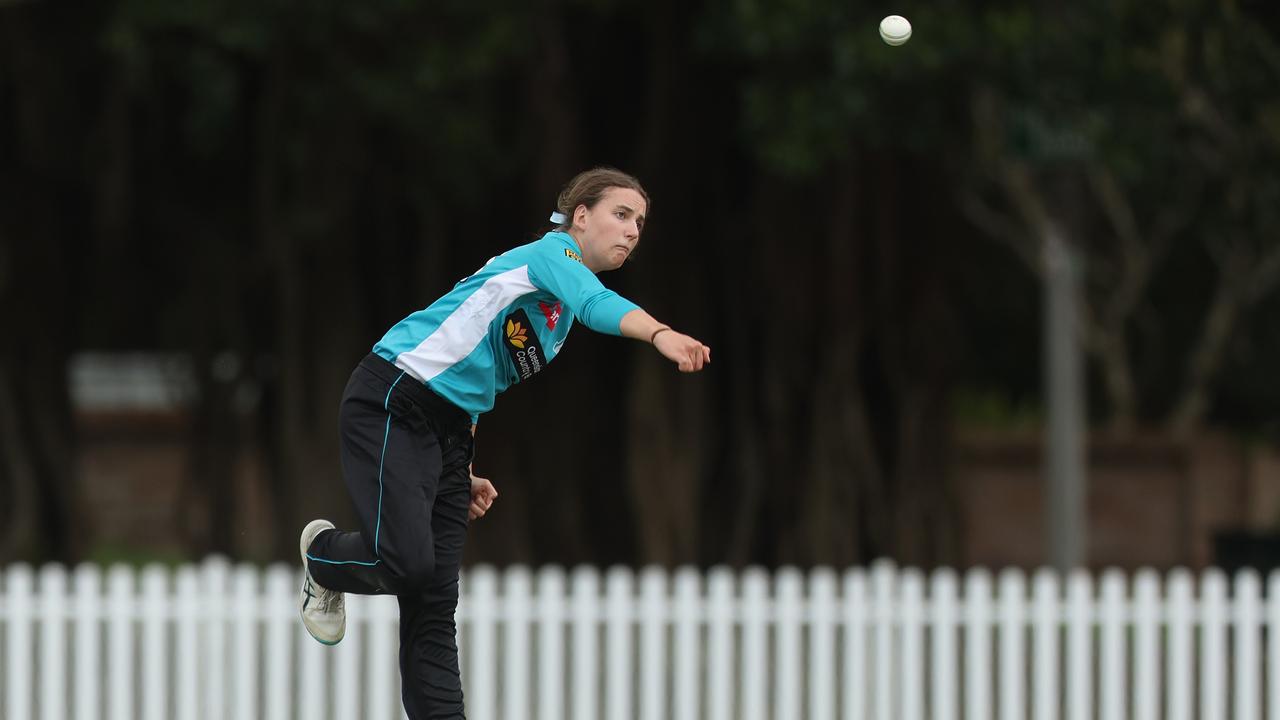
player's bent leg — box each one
[307,362,445,598]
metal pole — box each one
[1044,226,1087,571]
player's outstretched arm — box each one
[619,309,711,373]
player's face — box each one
[574,187,646,272]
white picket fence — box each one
[2,560,1279,720]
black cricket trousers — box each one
[306,353,474,719]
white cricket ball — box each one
[879,15,912,46]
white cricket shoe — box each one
[299,519,345,645]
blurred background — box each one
[2,0,1278,574]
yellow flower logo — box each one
[506,319,528,349]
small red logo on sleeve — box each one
[539,301,562,330]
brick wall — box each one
[956,430,1280,570]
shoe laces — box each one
[318,583,341,613]
[307,572,340,613]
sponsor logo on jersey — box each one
[503,309,545,382]
[539,301,562,330]
[564,248,583,264]
[505,319,529,348]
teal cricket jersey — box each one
[373,231,639,421]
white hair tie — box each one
[549,211,568,224]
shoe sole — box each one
[299,519,343,645]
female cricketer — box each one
[296,166,710,718]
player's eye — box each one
[614,211,625,219]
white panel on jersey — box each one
[396,265,536,383]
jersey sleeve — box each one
[526,241,640,335]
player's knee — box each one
[389,553,435,593]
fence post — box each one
[998,569,1027,720]
[38,564,68,720]
[900,568,925,720]
[570,565,601,720]
[1099,569,1127,720]
[535,563,565,717]
[639,566,669,720]
[1233,570,1261,720]
[73,563,102,720]
[1032,569,1060,720]
[605,566,635,720]
[262,565,293,720]
[503,565,533,720]
[231,564,260,720]
[201,558,230,720]
[107,565,135,720]
[673,567,702,720]
[742,567,769,720]
[1267,571,1280,720]
[843,568,869,720]
[536,566,567,720]
[931,568,958,720]
[1133,569,1160,720]
[963,569,992,720]
[1167,569,1194,720]
[141,565,169,720]
[466,566,498,720]
[175,565,201,720]
[872,560,897,720]
[707,567,735,720]
[1066,570,1092,720]
[5,564,34,720]
[1201,569,1227,720]
[776,567,804,720]
[809,567,838,720]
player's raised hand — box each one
[653,329,711,372]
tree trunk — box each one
[623,0,708,565]
[0,366,41,561]
[527,4,581,202]
[0,6,79,563]
[799,165,878,566]
[1168,257,1245,436]
[254,49,308,560]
